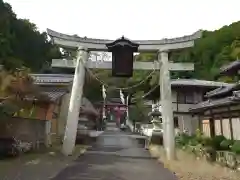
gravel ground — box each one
[149,145,240,180]
[0,145,89,180]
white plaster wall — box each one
[232,118,240,140]
[177,114,199,135]
[214,120,222,136]
[222,119,231,139]
[177,104,193,112]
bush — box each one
[175,133,192,147]
[231,140,240,154]
[204,146,217,162]
[220,139,234,150]
[195,129,204,143]
[211,135,226,150]
[201,137,213,147]
[189,138,199,146]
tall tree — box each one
[0,0,61,72]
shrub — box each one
[195,129,204,143]
[201,137,213,147]
[220,139,234,150]
[211,135,226,150]
[175,133,192,147]
[231,140,240,154]
[204,146,217,162]
[189,138,199,146]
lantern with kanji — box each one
[106,36,139,77]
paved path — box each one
[52,123,177,180]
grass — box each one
[149,145,240,180]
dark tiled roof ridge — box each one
[205,83,240,98]
[190,95,240,112]
[220,59,240,74]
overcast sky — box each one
[4,0,240,40]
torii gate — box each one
[47,29,202,160]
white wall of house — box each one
[232,118,240,140]
[177,114,199,135]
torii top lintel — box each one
[47,29,202,52]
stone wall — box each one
[0,117,48,149]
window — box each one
[177,92,185,104]
[177,91,194,104]
[174,117,179,128]
[185,92,194,104]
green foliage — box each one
[171,21,240,81]
[175,133,192,147]
[220,139,234,151]
[231,140,240,154]
[211,135,226,150]
[201,137,213,147]
[188,138,199,146]
[129,91,150,123]
[0,0,61,72]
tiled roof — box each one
[30,74,73,85]
[190,96,240,112]
[31,74,231,89]
[41,91,66,102]
[171,79,231,88]
[219,60,240,75]
[205,83,240,98]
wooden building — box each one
[30,74,99,142]
[145,79,231,135]
[190,60,240,139]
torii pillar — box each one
[159,50,176,160]
[62,47,88,156]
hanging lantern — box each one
[106,36,139,77]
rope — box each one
[78,54,159,100]
[84,61,157,90]
[131,84,159,103]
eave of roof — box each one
[205,83,240,98]
[171,79,231,88]
[219,60,240,75]
[190,96,240,112]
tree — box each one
[0,0,62,72]
[0,66,47,117]
[170,21,240,81]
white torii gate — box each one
[47,29,202,160]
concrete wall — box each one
[0,117,49,149]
